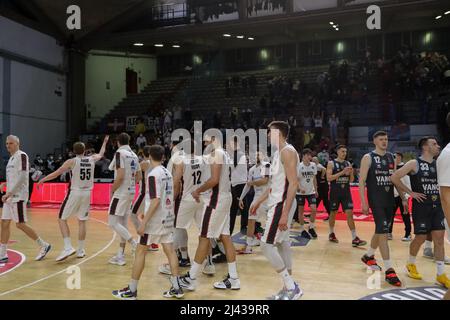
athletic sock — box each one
[299,225,305,232]
[63,237,72,250]
[436,261,445,276]
[117,247,125,257]
[78,240,85,251]
[366,247,376,257]
[351,230,357,240]
[408,255,416,264]
[309,222,316,229]
[189,262,202,280]
[280,268,295,290]
[329,226,335,234]
[383,259,392,270]
[36,237,46,247]
[425,240,432,249]
[129,279,138,292]
[128,238,137,247]
[246,236,254,247]
[180,249,188,260]
[0,243,7,257]
[170,276,180,290]
[228,262,238,279]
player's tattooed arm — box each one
[37,159,75,186]
[391,160,426,203]
[358,154,371,215]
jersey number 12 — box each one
[192,171,202,185]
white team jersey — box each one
[145,165,175,235]
[6,150,29,202]
[203,148,232,199]
[437,143,450,187]
[297,161,317,195]
[268,144,299,207]
[109,146,140,199]
[181,154,205,200]
[248,161,271,198]
[70,156,96,192]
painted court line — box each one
[0,218,116,297]
[0,250,26,277]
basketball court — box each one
[0,207,448,300]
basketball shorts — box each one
[412,202,446,235]
[330,189,354,212]
[2,201,27,223]
[262,198,297,245]
[139,232,174,245]
[249,198,268,221]
[175,196,203,230]
[59,191,91,221]
[371,205,394,234]
[200,195,232,239]
[296,194,317,207]
[131,193,145,215]
[109,196,133,217]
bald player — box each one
[0,135,51,263]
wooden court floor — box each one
[0,208,449,300]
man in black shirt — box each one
[327,145,366,247]
[391,137,449,288]
[359,131,401,287]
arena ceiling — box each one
[1,0,449,54]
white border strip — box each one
[0,218,116,297]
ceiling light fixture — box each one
[223,34,231,37]
[172,45,181,48]
[329,22,334,25]
[133,43,144,46]
[237,35,244,39]
[445,11,450,15]
[154,44,164,47]
[248,37,254,40]
[435,15,442,20]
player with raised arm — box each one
[38,136,109,261]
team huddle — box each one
[1,119,450,300]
